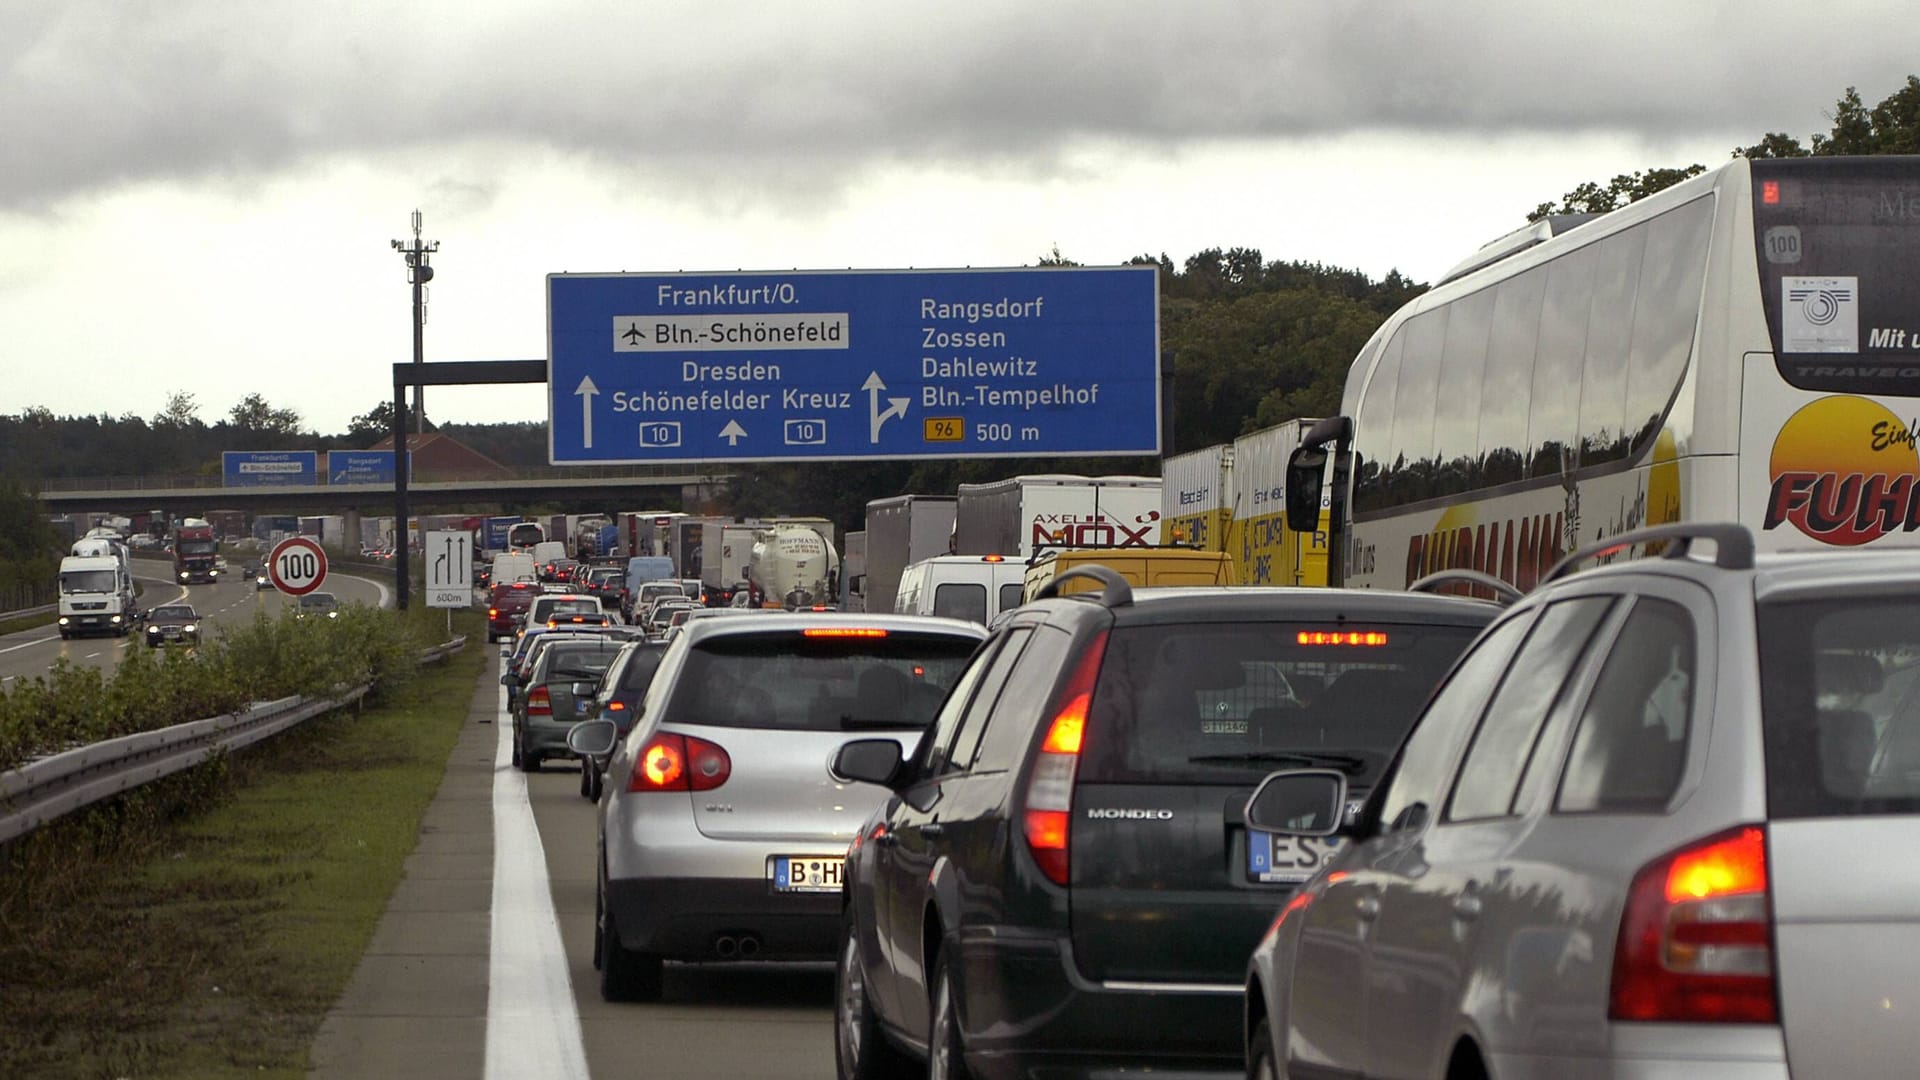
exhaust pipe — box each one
[737,935,761,959]
[714,935,739,959]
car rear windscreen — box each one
[537,642,625,681]
[1081,621,1484,785]
[1759,593,1920,818]
[671,631,977,731]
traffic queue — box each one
[476,505,1920,1080]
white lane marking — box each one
[0,636,58,655]
[84,651,102,659]
[486,662,590,1080]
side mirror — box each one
[1244,769,1348,836]
[567,719,619,758]
[831,738,906,788]
[499,648,511,660]
[1285,446,1327,533]
[571,681,599,698]
[500,672,520,688]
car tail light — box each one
[526,686,552,717]
[1021,629,1108,887]
[1610,825,1777,1024]
[606,701,625,712]
[629,733,731,792]
[803,628,887,638]
[488,607,499,618]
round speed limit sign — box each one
[268,536,329,596]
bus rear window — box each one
[1758,593,1920,818]
[1753,157,1920,394]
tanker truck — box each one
[745,523,839,610]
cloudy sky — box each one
[2,1,1912,437]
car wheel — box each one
[836,912,914,1080]
[1248,1017,1280,1080]
[928,951,970,1080]
[598,883,663,1001]
[590,762,604,801]
[519,742,540,773]
[578,760,593,799]
[510,733,524,769]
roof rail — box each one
[1542,523,1755,586]
[1406,569,1523,605]
[1034,564,1133,607]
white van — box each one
[893,555,1026,625]
[530,541,569,579]
[491,552,538,587]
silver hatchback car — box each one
[1245,522,1920,1079]
[570,611,985,1002]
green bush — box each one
[0,603,433,774]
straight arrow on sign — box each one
[719,419,748,446]
[575,375,599,449]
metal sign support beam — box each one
[391,360,547,609]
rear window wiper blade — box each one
[1187,750,1369,773]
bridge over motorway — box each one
[38,465,733,516]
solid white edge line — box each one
[485,659,591,1080]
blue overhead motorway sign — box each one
[327,451,409,485]
[223,451,318,487]
[547,266,1160,464]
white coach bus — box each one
[1284,155,1920,589]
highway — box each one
[0,560,391,688]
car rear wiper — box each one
[1187,750,1369,773]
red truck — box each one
[172,519,221,584]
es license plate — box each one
[1247,831,1343,884]
[771,856,843,893]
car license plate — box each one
[1247,831,1343,884]
[771,856,843,893]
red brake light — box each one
[1021,629,1108,887]
[629,733,731,792]
[1762,180,1780,205]
[607,701,625,712]
[526,686,552,717]
[488,608,499,618]
[983,554,1004,563]
[803,628,888,638]
[1610,825,1776,1024]
[1297,631,1389,647]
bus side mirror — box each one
[1285,446,1327,533]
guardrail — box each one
[0,603,56,625]
[0,635,466,845]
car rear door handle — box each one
[920,823,945,838]
[1355,896,1381,921]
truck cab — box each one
[57,554,137,639]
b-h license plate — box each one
[771,856,843,893]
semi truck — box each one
[858,494,957,614]
[745,523,839,609]
[952,475,1163,559]
[172,518,222,584]
[841,531,866,611]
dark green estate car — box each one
[828,570,1498,1079]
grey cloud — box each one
[2,0,1912,208]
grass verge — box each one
[0,610,484,1079]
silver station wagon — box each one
[1245,522,1920,1080]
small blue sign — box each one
[223,451,318,488]
[547,266,1161,464]
[328,451,409,485]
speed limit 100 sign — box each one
[268,536,329,596]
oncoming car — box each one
[567,612,985,1002]
[296,592,339,619]
[144,604,201,647]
